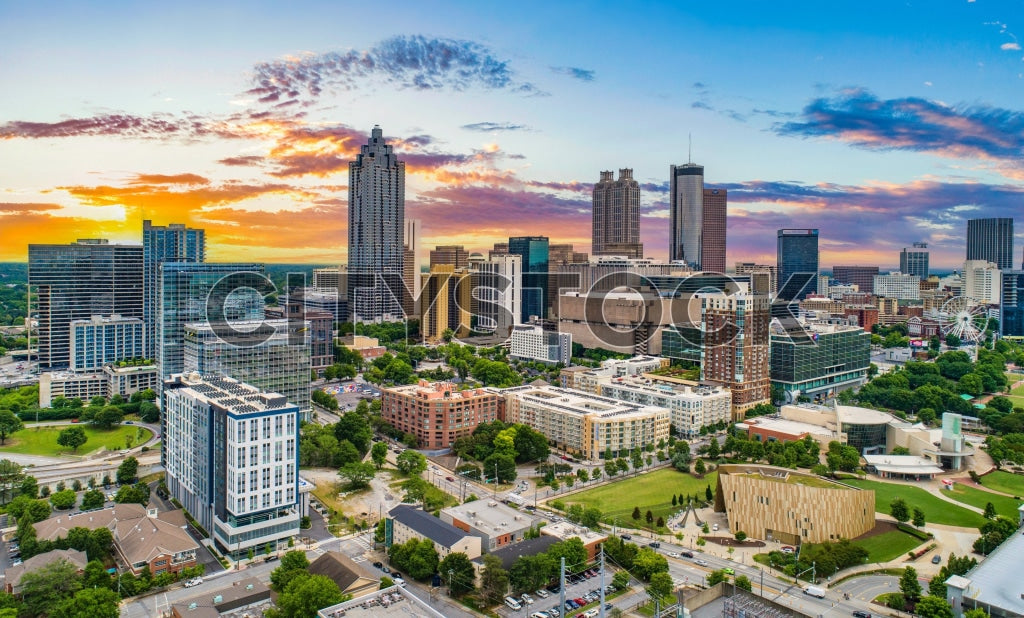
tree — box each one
[705,484,713,502]
[706,569,729,586]
[338,462,376,489]
[0,459,23,505]
[914,596,954,618]
[983,502,997,519]
[0,410,22,445]
[20,474,38,499]
[268,573,348,618]
[396,449,428,476]
[707,437,720,459]
[139,401,160,423]
[438,552,476,596]
[613,570,631,590]
[379,576,394,589]
[82,559,113,590]
[117,456,138,484]
[694,458,707,475]
[900,566,922,603]
[672,442,691,471]
[734,531,747,542]
[270,551,311,592]
[912,507,926,528]
[7,495,50,522]
[632,547,669,581]
[19,558,82,618]
[371,441,388,469]
[114,483,149,505]
[57,426,88,452]
[735,575,753,591]
[890,497,910,524]
[50,587,120,618]
[482,452,517,483]
[92,405,124,429]
[81,489,105,510]
[646,571,674,600]
[577,468,590,483]
[480,554,510,604]
[334,411,373,454]
[388,538,439,580]
[50,489,77,510]
[632,506,642,521]
[645,509,654,524]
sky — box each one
[1,0,1023,270]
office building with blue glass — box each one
[143,221,205,359]
[508,236,549,322]
[777,229,819,301]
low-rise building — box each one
[32,504,199,576]
[337,335,387,361]
[714,464,874,544]
[4,549,87,596]
[440,498,541,552]
[770,319,871,404]
[596,375,732,438]
[470,536,559,575]
[495,384,670,459]
[509,324,571,365]
[40,363,160,407]
[381,381,502,449]
[170,577,272,618]
[945,505,1024,618]
[386,504,482,560]
[539,521,608,560]
[104,363,160,398]
[308,552,379,599]
[736,416,835,447]
[873,272,921,300]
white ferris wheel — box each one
[936,295,991,344]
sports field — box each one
[839,478,987,528]
[562,467,717,527]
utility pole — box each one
[449,569,454,596]
[493,462,498,499]
[559,557,566,616]
[599,547,606,618]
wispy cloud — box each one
[550,66,595,81]
[1001,42,1021,50]
[218,155,265,167]
[0,112,252,141]
[247,35,543,104]
[461,122,528,132]
[775,88,1024,172]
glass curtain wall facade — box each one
[143,221,205,359]
[508,237,549,322]
[777,229,819,301]
[770,326,871,403]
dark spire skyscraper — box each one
[669,162,703,267]
[966,218,1014,269]
[347,126,405,322]
[592,168,642,258]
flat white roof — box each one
[949,528,1024,614]
[836,405,894,425]
[864,454,943,475]
[740,416,834,439]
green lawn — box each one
[0,424,152,457]
[839,478,987,528]
[561,467,718,527]
[979,470,1024,498]
[945,482,1023,519]
[850,529,927,563]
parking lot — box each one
[495,568,621,617]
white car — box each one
[667,552,680,558]
[184,577,202,588]
[521,593,534,604]
[535,589,550,598]
[393,577,406,587]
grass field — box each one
[945,482,1023,519]
[839,478,987,528]
[0,424,152,457]
[851,529,927,562]
[561,467,718,527]
[979,470,1024,497]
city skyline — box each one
[2,1,1023,268]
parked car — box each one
[393,577,406,587]
[391,572,403,580]
[620,534,631,540]
[184,578,202,588]
[780,546,795,554]
[712,524,719,531]
[381,566,391,574]
[695,559,709,567]
[504,597,523,611]
[521,593,534,605]
[372,561,383,569]
[932,555,942,564]
[535,589,550,598]
[264,555,278,562]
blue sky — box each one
[1,0,1022,269]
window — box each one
[262,468,270,489]
[275,416,283,437]
[250,446,258,467]
[236,448,245,468]
[236,420,245,442]
[262,443,270,464]
[274,442,283,462]
[249,470,258,489]
[286,439,295,460]
[262,493,270,508]
[249,495,257,510]
[286,415,295,435]
[249,422,258,441]
[237,475,245,493]
[262,417,271,439]
[274,466,282,487]
[274,489,282,504]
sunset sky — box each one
[2,1,1023,270]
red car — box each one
[574,598,586,606]
[445,476,454,482]
[70,419,79,423]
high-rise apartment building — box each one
[777,229,819,301]
[183,319,311,418]
[701,188,727,273]
[831,266,879,294]
[70,314,144,371]
[1000,270,1024,337]
[421,265,471,343]
[476,254,521,338]
[509,324,572,365]
[735,262,777,295]
[312,266,342,293]
[873,272,921,300]
[143,221,205,359]
[963,260,1001,304]
[508,237,549,322]
[429,245,469,269]
[162,374,301,559]
[403,219,421,317]
[347,126,405,322]
[899,242,930,280]
[670,163,704,268]
[158,262,265,381]
[592,169,642,258]
[381,381,501,449]
[967,218,1014,269]
[29,240,143,370]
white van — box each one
[504,597,523,610]
[803,585,826,598]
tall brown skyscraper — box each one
[429,245,469,269]
[592,169,642,258]
[701,188,727,273]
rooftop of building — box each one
[383,380,496,401]
[309,551,378,594]
[600,374,731,400]
[70,314,144,325]
[737,416,835,439]
[946,520,1024,615]
[836,404,897,425]
[863,454,945,475]
[316,585,445,618]
[173,577,271,617]
[495,384,669,420]
[4,549,87,591]
[540,521,608,545]
[471,536,559,570]
[441,499,539,536]
[719,464,859,490]
[165,373,293,414]
[388,504,473,549]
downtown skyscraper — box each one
[592,169,642,258]
[966,218,1014,269]
[670,162,727,271]
[347,126,405,323]
[29,240,143,369]
[143,220,205,359]
[701,188,727,274]
[899,242,929,280]
[777,229,819,301]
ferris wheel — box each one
[937,295,991,344]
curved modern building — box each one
[714,464,874,544]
